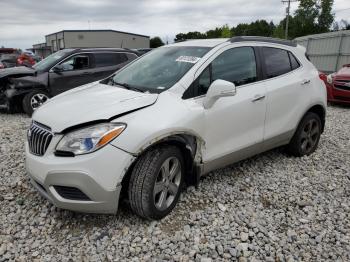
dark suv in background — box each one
[0,48,139,115]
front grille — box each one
[28,121,53,156]
[334,79,350,83]
[334,84,350,91]
[53,186,91,201]
[335,96,350,101]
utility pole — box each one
[282,0,298,39]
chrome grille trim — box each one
[28,122,53,156]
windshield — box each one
[33,49,72,71]
[108,46,210,93]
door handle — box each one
[251,94,265,102]
[301,79,311,85]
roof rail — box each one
[229,36,297,47]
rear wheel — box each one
[22,90,50,116]
[128,146,184,220]
[286,112,321,157]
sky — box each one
[0,0,349,50]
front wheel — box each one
[286,112,322,157]
[128,146,184,220]
[22,90,50,116]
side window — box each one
[289,52,300,70]
[211,47,257,86]
[126,53,138,61]
[197,66,211,96]
[94,53,116,67]
[115,53,128,64]
[60,54,90,71]
[183,47,258,99]
[263,47,291,78]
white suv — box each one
[25,37,327,219]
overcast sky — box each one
[0,0,349,50]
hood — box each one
[335,66,350,79]
[33,82,158,133]
[0,66,36,79]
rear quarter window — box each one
[263,47,291,78]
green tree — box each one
[221,24,232,38]
[206,27,222,38]
[150,37,165,48]
[291,0,334,37]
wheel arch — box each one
[120,132,204,198]
[305,104,326,133]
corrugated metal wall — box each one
[295,30,350,73]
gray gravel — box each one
[0,105,349,261]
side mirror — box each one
[203,79,236,109]
[52,65,63,73]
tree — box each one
[318,0,334,32]
[206,27,223,38]
[150,37,165,48]
[174,31,206,42]
[221,24,232,38]
[231,20,275,37]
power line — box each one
[282,0,298,39]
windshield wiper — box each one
[110,79,144,93]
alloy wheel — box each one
[153,156,182,211]
[30,93,49,110]
[300,119,320,154]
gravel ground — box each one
[0,105,349,261]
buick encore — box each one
[25,37,327,220]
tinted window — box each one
[211,47,257,86]
[183,47,258,99]
[60,54,90,71]
[115,53,128,64]
[289,52,300,70]
[94,53,115,67]
[263,47,291,78]
[94,53,129,67]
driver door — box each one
[49,53,95,95]
[187,46,267,172]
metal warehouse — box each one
[31,29,150,57]
[295,30,350,73]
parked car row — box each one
[0,48,140,115]
[319,64,350,105]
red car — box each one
[17,53,36,67]
[321,64,350,105]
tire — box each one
[22,90,50,116]
[286,112,322,157]
[5,99,16,114]
[128,146,185,220]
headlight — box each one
[327,74,333,84]
[56,123,126,155]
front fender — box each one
[110,92,206,158]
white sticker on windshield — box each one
[176,56,201,64]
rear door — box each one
[90,52,137,81]
[261,46,310,142]
[49,53,95,95]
